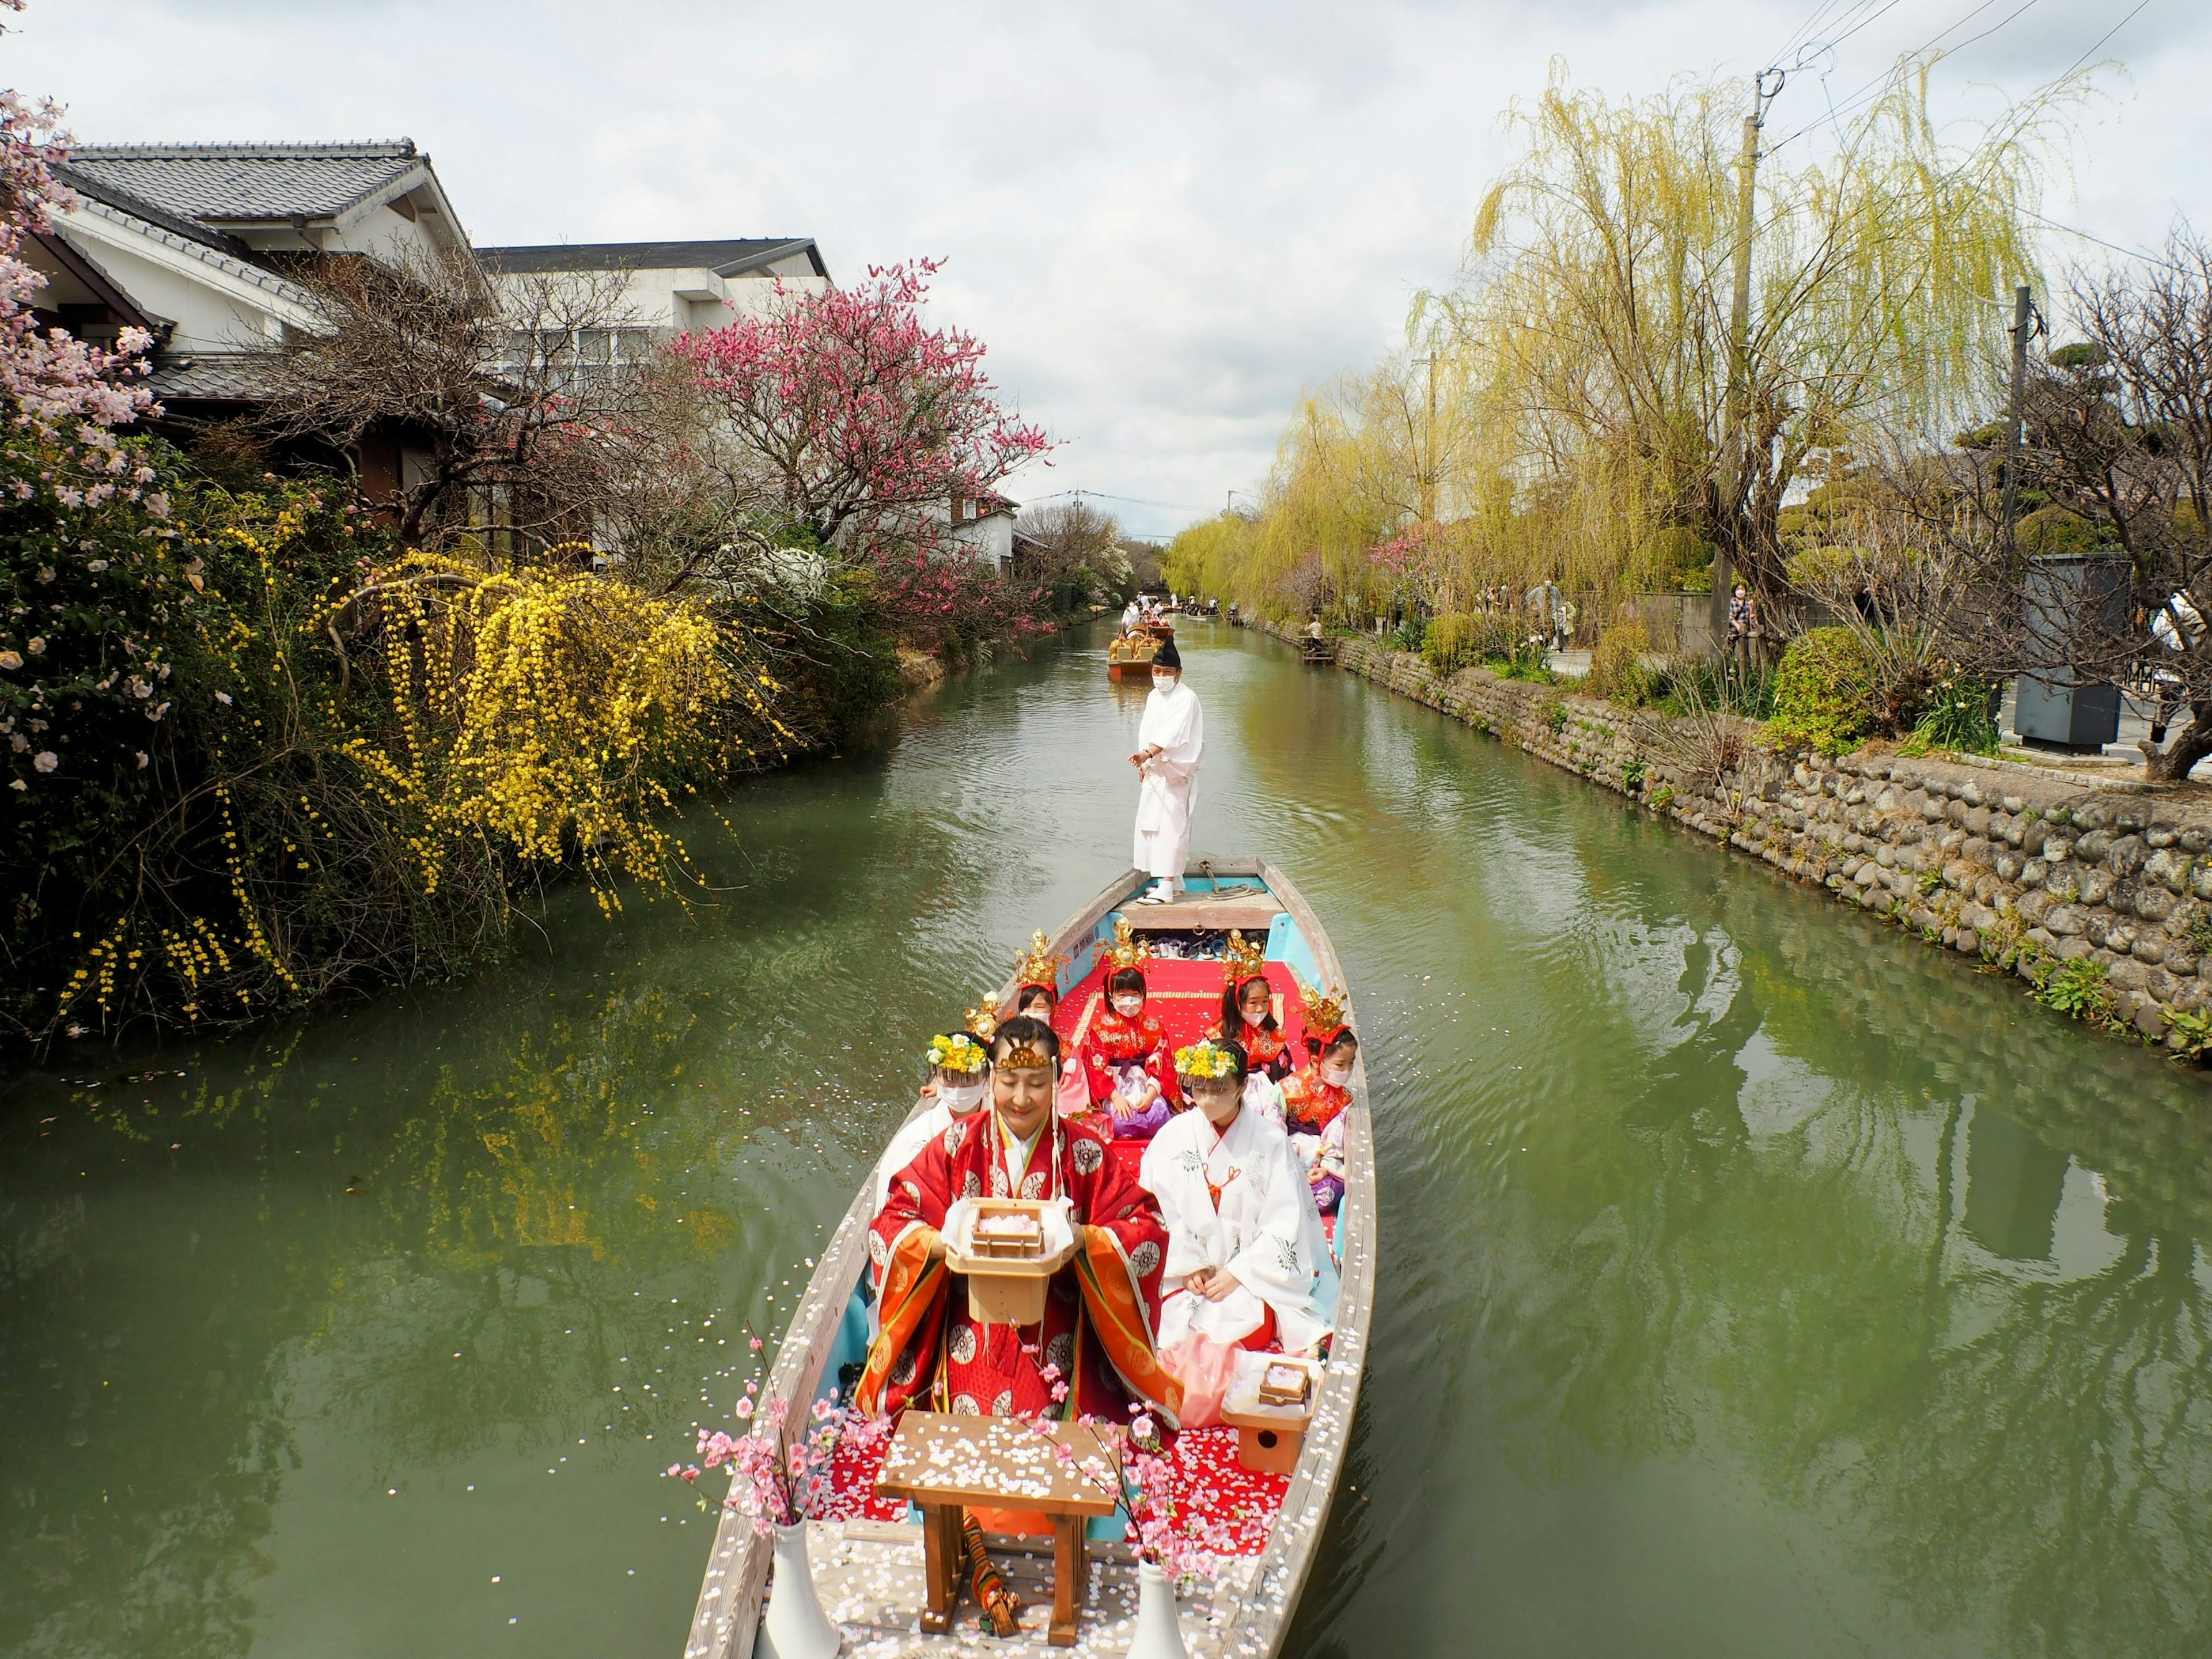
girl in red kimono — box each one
[857,1016,1183,1434]
[1281,978,1354,1134]
[1077,964,1181,1134]
[1009,930,1090,1119]
[1210,972,1290,1079]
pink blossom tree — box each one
[0,3,156,450]
[671,259,1049,557]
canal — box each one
[3,622,2207,1658]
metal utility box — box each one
[2014,554,2129,753]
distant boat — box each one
[681,857,1376,1659]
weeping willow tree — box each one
[1468,60,2075,597]
[1183,57,2088,617]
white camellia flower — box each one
[25,637,43,654]
[0,651,20,671]
[214,691,233,706]
[33,751,58,772]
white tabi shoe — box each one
[1134,882,1172,904]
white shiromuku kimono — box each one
[1139,1103,1334,1354]
[1134,679,1203,888]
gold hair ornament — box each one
[1103,916,1152,971]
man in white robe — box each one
[1139,1043,1333,1355]
[1130,638,1203,903]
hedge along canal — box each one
[3,619,2209,1659]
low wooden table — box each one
[874,1411,1123,1647]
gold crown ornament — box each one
[1012,929,1066,994]
[1296,977,1350,1038]
[929,1032,990,1074]
[964,1003,999,1041]
[1173,1039,1241,1080]
[1219,929,1268,988]
[997,1041,1053,1073]
[1103,916,1152,971]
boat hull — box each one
[681,858,1377,1659]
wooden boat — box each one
[1105,630,1161,680]
[683,858,1376,1659]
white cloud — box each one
[13,0,2211,537]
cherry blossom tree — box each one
[671,259,1050,558]
[0,3,156,451]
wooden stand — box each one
[1221,1354,1321,1476]
[875,1412,1122,1647]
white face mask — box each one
[1320,1063,1352,1088]
[937,1078,988,1113]
[1152,673,1175,690]
[1112,995,1144,1018]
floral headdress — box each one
[1012,929,1066,995]
[1219,928,1268,988]
[1103,915,1152,972]
[928,1031,989,1075]
[1296,976,1350,1041]
[1173,1039,1241,1080]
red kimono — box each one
[856,1110,1183,1429]
[1078,1006,1181,1111]
[1207,1016,1292,1081]
[1281,1063,1353,1137]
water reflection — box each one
[5,624,2211,1658]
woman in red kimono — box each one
[857,1016,1183,1434]
[1077,964,1181,1134]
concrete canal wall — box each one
[1264,622,2212,1055]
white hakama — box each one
[1139,1103,1334,1354]
[1134,679,1203,892]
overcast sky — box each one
[11,0,2206,538]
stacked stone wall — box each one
[1264,622,2212,1056]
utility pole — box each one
[1713,68,1783,643]
[2001,283,2033,554]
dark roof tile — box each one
[475,238,823,278]
[63,142,424,225]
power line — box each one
[1768,0,2044,150]
[2021,205,2183,272]
[1022,487,1211,514]
[2055,0,2152,81]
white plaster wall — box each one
[52,227,281,351]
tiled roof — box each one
[60,141,425,225]
[476,237,825,278]
[145,352,283,404]
[65,195,319,309]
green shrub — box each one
[1896,669,1999,756]
[1389,615,1428,654]
[1586,619,1657,706]
[2033,957,2119,1028]
[1766,627,1874,755]
[1422,612,1487,675]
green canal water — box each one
[5,623,2210,1658]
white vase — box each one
[756,1521,841,1659]
[1126,1559,1188,1659]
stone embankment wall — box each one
[1268,623,2212,1052]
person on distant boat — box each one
[1120,596,1142,635]
[872,1031,993,1216]
[857,1016,1183,1433]
[1141,1036,1334,1357]
[1206,931,1292,1081]
[1130,638,1203,904]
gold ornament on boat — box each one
[1103,916,1152,971]
[1220,928,1268,987]
[1012,929,1066,993]
[1296,976,1349,1037]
